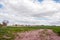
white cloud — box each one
[0,0,60,25]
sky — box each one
[0,0,60,26]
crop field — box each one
[0,26,60,40]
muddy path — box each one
[15,29,60,40]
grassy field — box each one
[0,26,60,40]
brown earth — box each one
[15,29,60,40]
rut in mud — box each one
[15,29,60,40]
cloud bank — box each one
[0,0,60,25]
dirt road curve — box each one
[15,29,60,40]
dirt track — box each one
[15,29,60,40]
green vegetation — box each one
[0,26,60,40]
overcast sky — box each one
[0,0,60,25]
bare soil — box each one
[15,29,60,40]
